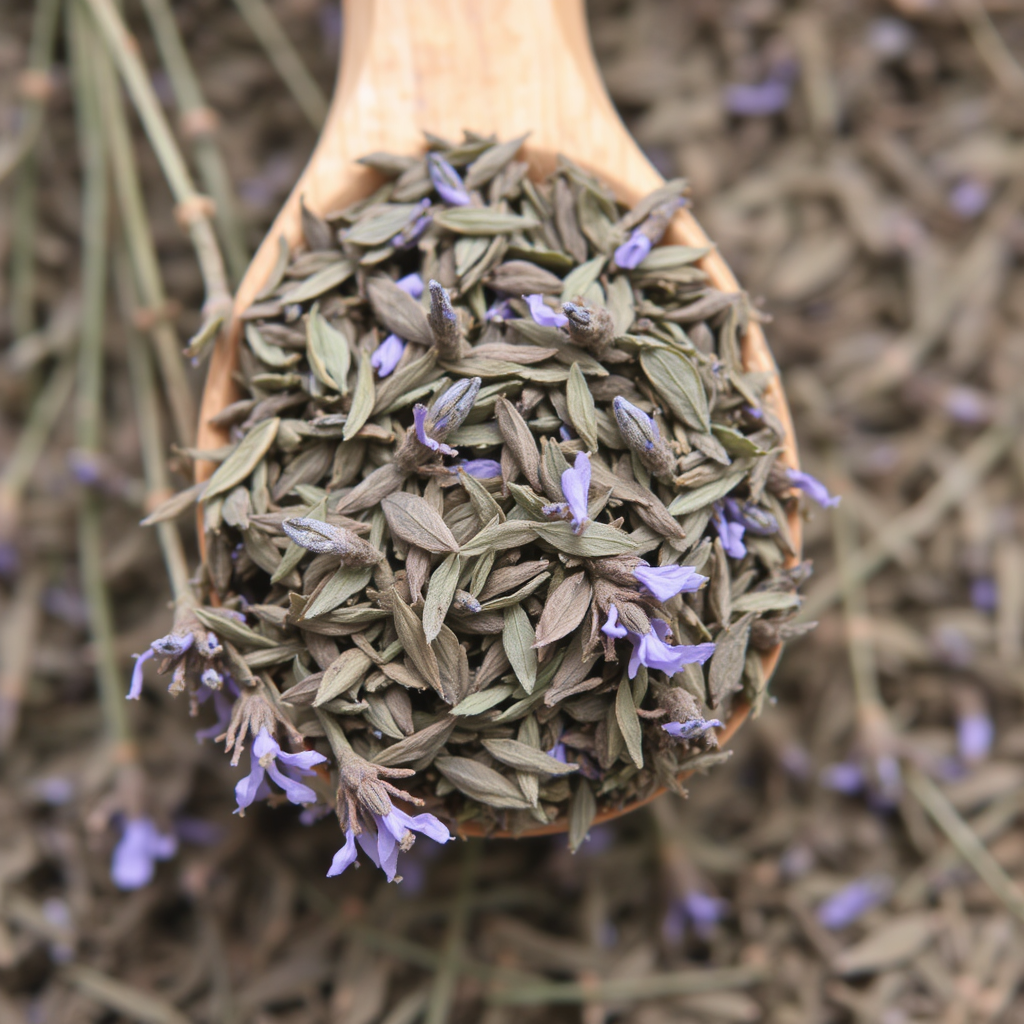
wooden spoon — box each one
[196,0,801,837]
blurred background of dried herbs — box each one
[4,0,1024,1020]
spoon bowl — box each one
[196,0,801,838]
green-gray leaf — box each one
[640,348,710,433]
[342,352,375,441]
[434,756,532,809]
[482,738,580,776]
[422,553,461,643]
[566,362,599,453]
[503,604,538,693]
[204,418,280,499]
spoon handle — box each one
[321,0,656,194]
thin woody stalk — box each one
[79,0,232,328]
[114,251,194,608]
[70,1,131,751]
[95,38,197,447]
[231,0,329,129]
[6,0,62,338]
[137,0,250,283]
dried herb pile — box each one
[142,135,829,864]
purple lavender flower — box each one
[817,875,893,930]
[452,459,502,479]
[409,377,481,460]
[328,807,452,882]
[428,153,471,206]
[724,79,791,117]
[634,563,708,602]
[820,755,901,808]
[542,452,591,535]
[524,293,569,328]
[786,469,840,508]
[949,178,991,220]
[127,648,155,700]
[0,542,19,580]
[662,717,723,740]
[484,298,516,321]
[110,817,178,890]
[614,231,652,270]
[819,761,865,795]
[413,404,458,457]
[234,728,327,814]
[944,386,990,425]
[970,577,997,612]
[547,741,568,763]
[371,333,405,377]
[561,452,591,533]
[867,17,913,60]
[602,605,715,679]
[194,686,234,744]
[711,502,747,560]
[391,212,431,250]
[663,891,728,944]
[957,712,994,764]
[396,272,424,298]
[722,497,778,536]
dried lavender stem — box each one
[831,483,882,711]
[954,0,1024,95]
[137,0,250,283]
[424,840,480,1024]
[0,358,75,528]
[0,566,45,750]
[802,424,1013,620]
[79,0,232,324]
[70,3,131,751]
[230,0,329,128]
[906,764,1024,927]
[6,0,61,337]
[485,966,769,1006]
[114,252,194,607]
[96,39,197,448]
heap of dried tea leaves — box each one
[141,133,834,877]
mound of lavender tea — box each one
[140,133,834,880]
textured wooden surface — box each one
[195,0,802,836]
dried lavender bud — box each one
[282,518,382,565]
[562,302,615,355]
[612,396,676,477]
[427,280,464,359]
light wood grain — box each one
[195,0,802,836]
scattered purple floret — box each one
[817,875,893,930]
[602,605,716,680]
[371,333,405,377]
[957,712,994,765]
[725,79,791,117]
[428,153,471,206]
[396,272,424,298]
[454,459,502,479]
[634,563,708,602]
[110,818,178,891]
[234,728,327,814]
[614,231,652,270]
[524,293,569,328]
[328,807,452,882]
[786,469,841,508]
[127,648,155,700]
[561,452,591,535]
